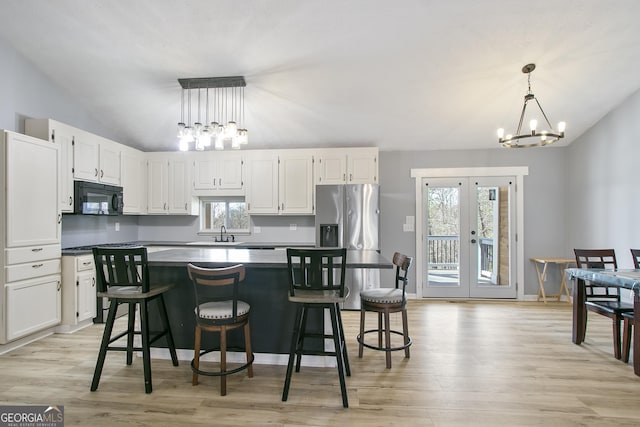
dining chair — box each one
[621,249,640,363]
[574,249,634,359]
[282,247,350,408]
[187,263,254,396]
[357,252,413,369]
[91,246,179,393]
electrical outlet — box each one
[253,226,261,234]
[115,222,120,232]
[289,224,297,231]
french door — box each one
[422,176,516,298]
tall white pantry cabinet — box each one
[0,131,61,344]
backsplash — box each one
[61,214,316,247]
[61,215,139,248]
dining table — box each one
[566,268,640,375]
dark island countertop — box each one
[147,247,392,269]
[61,241,315,255]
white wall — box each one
[567,88,640,269]
[0,38,123,141]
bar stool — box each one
[357,252,412,369]
[91,247,179,394]
[282,248,350,408]
[187,263,254,396]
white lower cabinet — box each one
[1,131,62,345]
[5,275,61,342]
[59,255,97,332]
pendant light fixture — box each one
[177,76,248,151]
[497,64,565,148]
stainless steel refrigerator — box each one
[315,184,380,309]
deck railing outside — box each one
[427,235,494,278]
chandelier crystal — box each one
[177,76,248,151]
[497,64,565,148]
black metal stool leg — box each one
[358,307,366,358]
[139,299,152,394]
[335,304,350,376]
[282,304,304,402]
[91,301,118,391]
[126,302,135,365]
[329,304,348,408]
[295,305,309,372]
[157,295,178,366]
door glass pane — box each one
[475,185,510,286]
[426,186,460,287]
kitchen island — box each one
[146,248,392,355]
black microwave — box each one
[74,181,123,215]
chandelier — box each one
[497,64,565,148]
[177,76,248,151]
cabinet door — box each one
[218,152,244,190]
[147,158,169,214]
[58,130,75,212]
[99,140,121,185]
[193,154,217,190]
[77,270,97,322]
[246,152,279,214]
[279,152,314,214]
[316,151,347,185]
[6,132,60,247]
[121,149,147,214]
[73,132,100,182]
[347,149,378,184]
[168,157,192,214]
[5,275,61,342]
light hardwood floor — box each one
[1,300,640,426]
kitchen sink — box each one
[186,241,244,246]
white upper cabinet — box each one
[192,151,244,195]
[245,151,280,214]
[25,119,75,212]
[2,131,60,247]
[278,150,314,215]
[146,155,169,214]
[245,150,314,215]
[316,147,378,184]
[121,147,147,215]
[146,153,198,215]
[168,154,195,214]
[73,133,121,185]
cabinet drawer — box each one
[76,255,95,271]
[5,245,61,265]
[5,275,61,342]
[5,258,62,283]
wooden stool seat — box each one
[91,247,179,394]
[187,263,254,396]
[358,252,413,369]
[282,248,350,408]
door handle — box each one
[471,239,477,244]
[32,263,44,268]
[94,168,98,177]
[69,196,73,206]
[100,169,104,178]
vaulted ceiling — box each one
[1,0,639,152]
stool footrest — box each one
[191,347,254,377]
[357,329,412,352]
